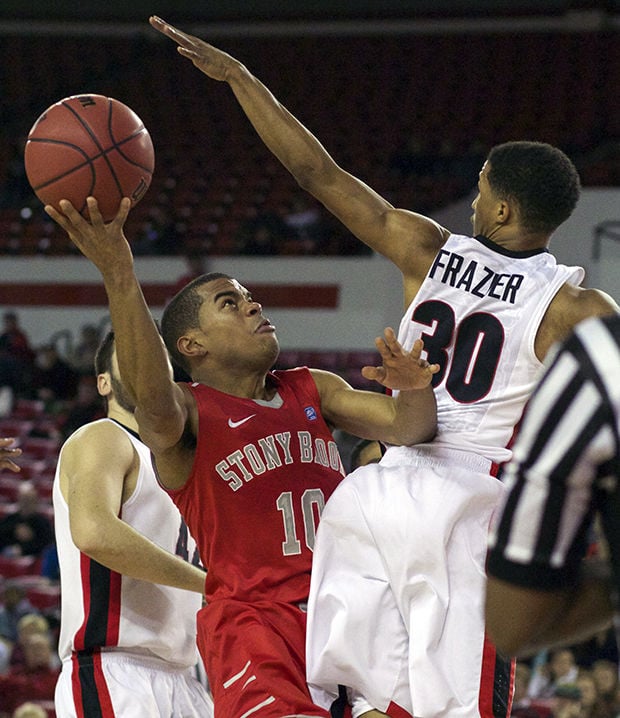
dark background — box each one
[1,1,618,24]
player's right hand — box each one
[45,197,133,278]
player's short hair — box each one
[94,330,115,376]
[487,141,580,235]
[161,272,232,374]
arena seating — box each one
[0,30,616,256]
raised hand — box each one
[149,16,240,82]
[45,197,133,277]
[0,437,22,473]
[361,327,439,391]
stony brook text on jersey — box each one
[216,431,344,491]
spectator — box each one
[39,544,59,583]
[0,482,54,559]
[57,374,105,441]
[66,323,101,375]
[0,312,35,398]
[550,684,581,718]
[0,631,59,716]
[32,343,80,405]
[528,650,580,701]
[0,313,35,367]
[8,613,54,674]
[591,659,619,716]
[576,670,607,718]
[11,703,47,718]
[0,580,38,645]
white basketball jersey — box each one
[54,419,203,668]
[394,233,584,463]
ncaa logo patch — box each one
[304,406,318,421]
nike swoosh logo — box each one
[228,414,256,428]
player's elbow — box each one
[70,515,112,559]
[393,416,437,447]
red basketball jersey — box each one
[168,367,345,604]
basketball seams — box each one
[25,93,154,221]
[26,139,95,193]
[106,99,154,173]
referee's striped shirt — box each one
[487,313,620,591]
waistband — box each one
[69,648,193,674]
[381,443,493,474]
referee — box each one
[486,313,620,658]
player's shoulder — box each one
[550,284,618,327]
[62,418,132,455]
[536,286,617,360]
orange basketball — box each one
[24,94,155,222]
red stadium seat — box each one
[0,476,21,502]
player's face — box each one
[109,350,136,413]
[195,277,279,368]
[470,161,498,236]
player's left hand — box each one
[150,16,240,83]
[361,328,439,391]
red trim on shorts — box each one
[386,700,413,718]
[92,651,116,716]
[71,653,85,718]
[478,635,497,717]
[506,659,515,717]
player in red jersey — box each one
[45,195,439,718]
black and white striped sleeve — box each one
[487,315,620,591]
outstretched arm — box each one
[311,328,439,446]
[45,198,189,456]
[149,16,447,287]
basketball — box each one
[24,94,155,222]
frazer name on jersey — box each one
[216,430,344,491]
[429,249,524,304]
